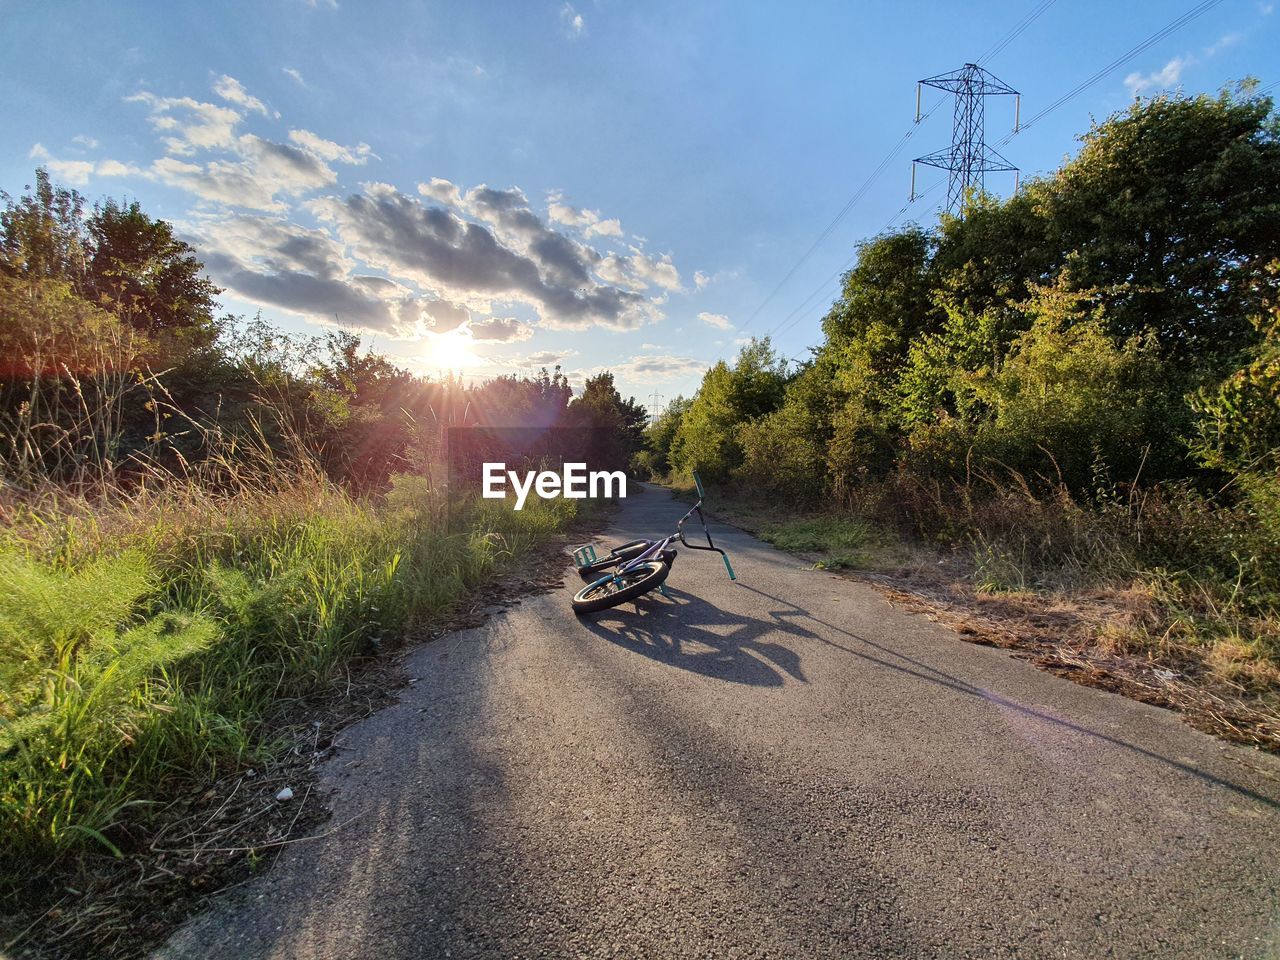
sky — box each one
[2,0,1276,412]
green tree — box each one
[2,169,221,349]
[640,394,691,479]
[0,168,86,282]
[670,338,789,481]
[565,371,647,474]
[1190,302,1280,478]
[1026,87,1280,367]
[85,199,220,340]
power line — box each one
[1000,0,1228,145]
[762,178,946,345]
[977,0,1058,65]
[724,119,936,349]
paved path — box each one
[156,485,1280,959]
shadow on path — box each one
[578,587,808,687]
[738,583,1280,810]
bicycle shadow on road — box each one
[577,586,809,687]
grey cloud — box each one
[423,300,470,334]
[469,316,534,342]
[152,157,284,211]
[239,135,336,192]
[202,250,421,331]
[612,355,705,379]
[315,186,657,330]
[518,349,577,366]
[197,215,351,277]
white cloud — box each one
[418,177,462,207]
[213,75,277,119]
[72,134,99,150]
[96,159,144,178]
[625,249,681,291]
[1124,56,1191,96]
[1204,33,1241,56]
[283,67,308,88]
[288,128,375,165]
[128,91,243,155]
[27,144,141,186]
[560,3,585,38]
[697,311,731,330]
[694,270,711,289]
[45,159,95,186]
[547,192,623,238]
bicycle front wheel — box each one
[571,561,669,615]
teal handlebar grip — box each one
[693,471,706,499]
[722,553,736,581]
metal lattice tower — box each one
[912,63,1020,216]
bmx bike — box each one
[570,472,736,615]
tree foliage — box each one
[652,87,1280,508]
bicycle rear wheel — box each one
[571,561,669,614]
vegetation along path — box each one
[155,485,1280,959]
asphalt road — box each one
[156,484,1280,959]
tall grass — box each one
[834,467,1280,691]
[0,473,581,876]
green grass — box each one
[0,473,585,877]
[758,515,875,570]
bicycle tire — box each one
[571,561,669,614]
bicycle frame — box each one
[577,472,737,589]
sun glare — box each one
[425,332,480,372]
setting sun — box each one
[423,330,481,372]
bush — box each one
[734,403,826,504]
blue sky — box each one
[2,0,1276,409]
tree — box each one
[639,395,690,478]
[669,338,789,481]
[564,372,647,474]
[85,199,220,339]
[2,169,221,349]
[1026,87,1280,368]
[308,330,416,488]
[0,168,86,282]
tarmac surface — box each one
[155,484,1280,959]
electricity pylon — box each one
[912,63,1020,216]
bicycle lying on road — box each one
[570,473,736,615]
